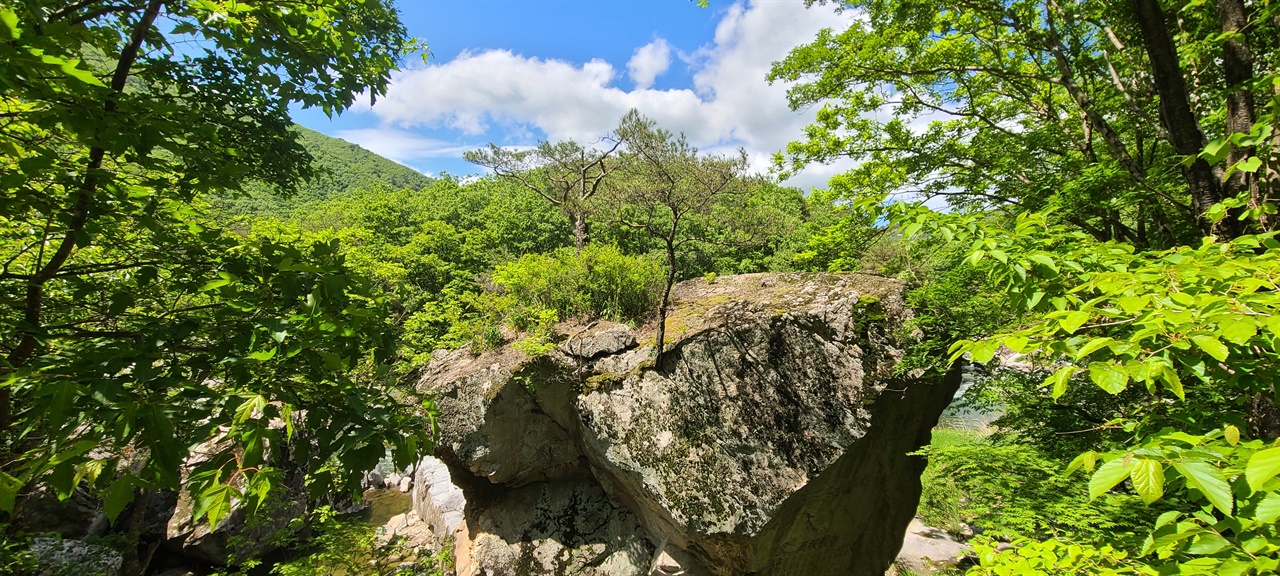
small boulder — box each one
[398,476,413,493]
[893,518,971,574]
[560,322,637,359]
[412,456,467,544]
[364,470,385,491]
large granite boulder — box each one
[422,348,586,487]
[416,273,962,576]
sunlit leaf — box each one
[1058,311,1090,334]
[1088,362,1128,394]
[1130,459,1165,504]
[1190,335,1229,362]
[1175,461,1234,515]
[1247,447,1280,492]
[1089,458,1133,500]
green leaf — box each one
[1175,461,1234,515]
[103,475,137,523]
[1224,425,1240,446]
[1058,310,1090,334]
[248,347,278,361]
[0,8,18,39]
[1046,365,1077,400]
[200,278,232,291]
[968,339,1000,364]
[1075,337,1115,360]
[1117,295,1150,314]
[201,483,235,528]
[1027,253,1058,272]
[1255,491,1280,524]
[1130,459,1165,504]
[1159,364,1185,399]
[1200,138,1229,163]
[1190,334,1229,362]
[1066,450,1097,475]
[0,471,22,513]
[1187,531,1231,555]
[1002,335,1029,353]
[1246,447,1280,492]
[234,395,267,425]
[1218,318,1257,346]
[1089,458,1133,500]
[59,59,106,87]
[1235,157,1263,173]
[1088,362,1128,394]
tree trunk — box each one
[654,241,677,366]
[1249,390,1280,441]
[1216,0,1264,230]
[1130,0,1235,237]
[120,488,157,575]
[573,213,589,252]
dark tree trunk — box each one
[655,241,677,366]
[1215,0,1266,230]
[1130,0,1236,237]
[1249,390,1280,441]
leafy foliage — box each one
[492,245,664,324]
[0,0,431,546]
[773,0,1280,571]
[919,429,1162,546]
[247,176,574,366]
[215,506,453,576]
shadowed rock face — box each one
[416,273,962,576]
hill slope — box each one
[213,126,434,216]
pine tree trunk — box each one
[573,214,589,252]
[655,241,677,366]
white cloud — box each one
[627,38,672,90]
[333,127,476,163]
[356,1,855,191]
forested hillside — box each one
[214,126,434,216]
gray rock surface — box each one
[365,470,386,491]
[561,322,637,359]
[453,480,654,576]
[416,273,962,576]
[893,518,971,574]
[30,538,122,576]
[412,456,467,544]
[421,348,585,486]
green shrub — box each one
[917,430,1164,547]
[492,244,663,323]
[214,507,453,576]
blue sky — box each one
[292,0,857,190]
